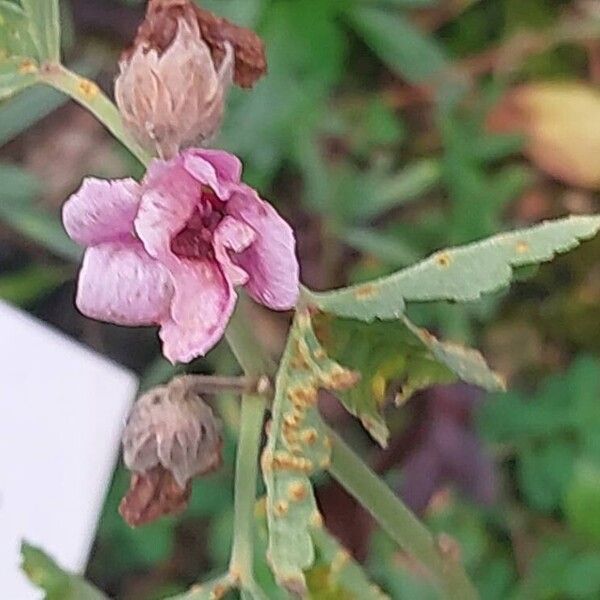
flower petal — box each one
[227,185,299,310]
[76,241,174,325]
[63,178,140,246]
[182,149,242,200]
[135,157,200,262]
[159,259,236,363]
[213,216,256,286]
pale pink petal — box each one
[135,157,199,261]
[76,241,173,325]
[212,216,256,286]
[159,259,236,363]
[182,149,241,200]
[63,178,140,246]
[227,186,299,310]
[189,149,242,182]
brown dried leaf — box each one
[125,0,266,88]
[488,83,600,189]
[119,465,191,527]
[194,4,267,88]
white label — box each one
[0,301,138,598]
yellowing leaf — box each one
[308,526,390,599]
[489,83,600,189]
[316,315,503,447]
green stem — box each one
[228,393,266,584]
[326,426,478,600]
[172,374,270,397]
[185,572,235,599]
[37,63,152,166]
[225,295,275,377]
[225,298,273,586]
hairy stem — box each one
[171,374,272,397]
[225,298,273,586]
[37,63,152,166]
[326,426,478,600]
[228,393,266,583]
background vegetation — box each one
[2,0,600,598]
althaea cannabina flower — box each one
[63,149,299,363]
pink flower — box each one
[63,149,299,363]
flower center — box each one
[171,194,224,260]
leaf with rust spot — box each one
[263,310,358,595]
[0,56,39,100]
[304,216,600,321]
[308,527,390,600]
[315,315,503,447]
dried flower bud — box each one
[119,466,191,527]
[115,0,267,157]
[119,376,222,526]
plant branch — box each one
[54,69,478,597]
[171,374,272,398]
[228,393,266,585]
[184,572,235,599]
[326,425,478,600]
[224,297,273,589]
[225,295,276,377]
[37,63,152,166]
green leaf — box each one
[309,526,390,599]
[219,0,345,182]
[164,574,235,599]
[305,216,600,322]
[352,159,442,222]
[196,0,265,27]
[317,315,503,446]
[0,264,69,304]
[479,356,600,445]
[20,0,61,62]
[21,543,109,600]
[0,56,102,145]
[263,311,359,595]
[515,539,600,600]
[564,461,600,543]
[0,78,65,143]
[345,5,448,84]
[517,440,575,512]
[338,226,419,266]
[561,553,600,598]
[358,0,439,6]
[0,1,36,57]
[0,163,81,261]
[0,55,38,99]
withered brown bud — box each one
[119,466,191,527]
[115,0,267,157]
[119,376,222,526]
